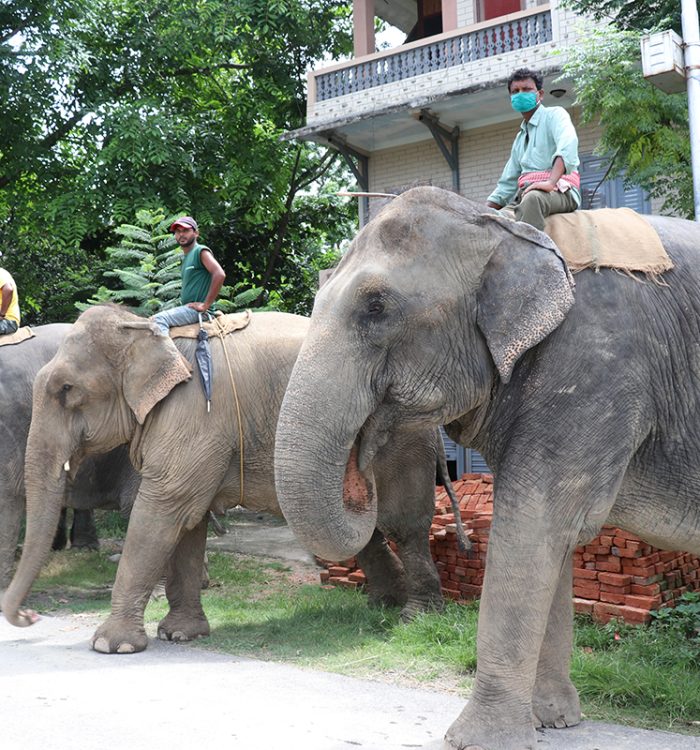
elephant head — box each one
[275,186,574,561]
[1,305,191,626]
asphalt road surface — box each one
[2,513,700,750]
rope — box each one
[214,315,245,506]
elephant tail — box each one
[436,430,472,557]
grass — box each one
[23,547,700,736]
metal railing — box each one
[314,9,552,102]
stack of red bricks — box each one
[572,530,699,624]
[316,473,700,625]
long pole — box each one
[682,0,700,220]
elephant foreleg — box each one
[157,518,210,642]
[0,495,23,591]
[51,508,69,551]
[532,552,581,728]
[370,428,443,620]
[444,494,582,750]
[92,496,181,654]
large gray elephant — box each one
[2,305,449,652]
[274,186,700,750]
[0,324,137,591]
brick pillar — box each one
[353,0,375,57]
[442,0,459,31]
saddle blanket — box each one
[544,208,673,278]
[170,310,252,340]
[0,326,34,347]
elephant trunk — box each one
[275,346,378,562]
[1,432,70,625]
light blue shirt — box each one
[487,105,581,208]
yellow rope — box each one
[214,316,245,505]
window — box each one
[479,0,522,22]
[579,154,651,213]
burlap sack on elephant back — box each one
[544,208,673,281]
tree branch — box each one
[259,148,303,292]
[170,61,252,77]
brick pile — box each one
[316,474,700,625]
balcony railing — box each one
[314,8,552,102]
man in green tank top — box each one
[152,216,226,335]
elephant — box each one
[0,323,138,591]
[273,186,700,750]
[2,304,454,652]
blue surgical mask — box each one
[510,91,539,113]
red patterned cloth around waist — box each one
[518,170,580,191]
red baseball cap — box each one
[169,216,198,232]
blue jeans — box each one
[152,305,206,336]
[0,319,18,335]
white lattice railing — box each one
[313,8,552,103]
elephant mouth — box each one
[356,411,392,472]
[343,442,375,514]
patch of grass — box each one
[26,549,117,616]
[24,548,700,735]
[573,604,700,732]
[93,509,129,538]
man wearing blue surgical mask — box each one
[486,68,580,230]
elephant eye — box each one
[62,383,72,392]
[367,299,384,315]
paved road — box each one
[2,613,699,750]
[2,513,699,750]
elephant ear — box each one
[119,323,193,424]
[476,213,575,383]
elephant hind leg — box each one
[356,528,408,610]
[69,509,99,550]
[157,518,210,642]
[393,532,444,621]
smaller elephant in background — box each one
[3,306,452,653]
[0,323,139,593]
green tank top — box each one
[180,243,216,308]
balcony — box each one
[313,8,552,104]
[289,2,586,154]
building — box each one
[289,0,652,220]
[287,0,652,473]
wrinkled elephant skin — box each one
[3,306,446,652]
[0,323,137,594]
[274,187,700,750]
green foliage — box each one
[561,0,683,34]
[77,209,181,315]
[562,24,693,217]
[650,591,700,647]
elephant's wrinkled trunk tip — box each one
[279,441,378,563]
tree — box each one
[79,209,263,315]
[1,0,356,322]
[561,11,692,217]
[563,0,684,34]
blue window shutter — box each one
[579,154,650,213]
